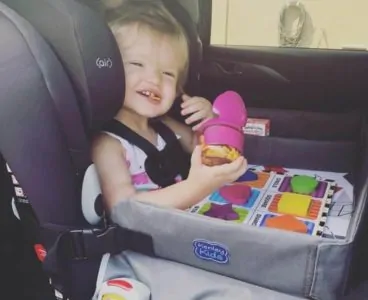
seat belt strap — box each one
[102,119,189,187]
[103,119,159,158]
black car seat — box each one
[0,1,125,299]
[0,154,54,298]
[0,0,202,299]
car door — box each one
[198,0,368,113]
[197,0,368,173]
[197,0,368,295]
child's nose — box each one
[146,69,161,85]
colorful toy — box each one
[198,202,249,223]
[199,91,247,166]
[269,193,322,220]
[209,187,261,209]
[263,166,287,174]
[238,169,273,189]
[203,203,239,220]
[290,175,318,194]
[219,184,251,206]
[189,165,338,237]
[276,193,311,217]
[236,170,258,182]
[264,214,308,234]
[278,175,327,198]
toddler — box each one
[92,0,247,212]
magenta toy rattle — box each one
[199,90,247,166]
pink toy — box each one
[199,91,247,165]
[219,184,251,206]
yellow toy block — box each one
[277,192,312,217]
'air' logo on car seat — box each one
[96,57,112,68]
[193,239,230,264]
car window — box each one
[211,0,368,50]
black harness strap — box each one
[103,119,190,187]
[103,119,159,157]
[150,120,180,147]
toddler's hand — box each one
[188,146,247,192]
[181,94,216,131]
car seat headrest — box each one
[175,0,199,24]
[3,0,125,132]
[0,2,88,225]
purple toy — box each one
[204,203,239,221]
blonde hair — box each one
[106,0,189,91]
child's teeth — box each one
[140,90,160,100]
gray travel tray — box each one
[89,110,366,300]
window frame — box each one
[197,0,213,51]
[197,0,368,55]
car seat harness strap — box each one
[102,119,190,187]
[42,224,155,298]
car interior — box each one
[1,0,368,299]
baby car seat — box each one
[0,0,202,299]
[0,1,143,299]
[0,2,338,300]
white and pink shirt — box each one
[105,132,182,191]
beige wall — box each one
[211,0,368,50]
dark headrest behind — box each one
[0,2,87,225]
[3,0,124,132]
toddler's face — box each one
[116,24,186,118]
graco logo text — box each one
[193,239,230,264]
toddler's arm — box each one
[92,134,211,212]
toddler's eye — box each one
[163,71,175,78]
[130,62,143,67]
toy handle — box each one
[212,91,247,128]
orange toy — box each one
[239,172,270,189]
[265,215,308,234]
